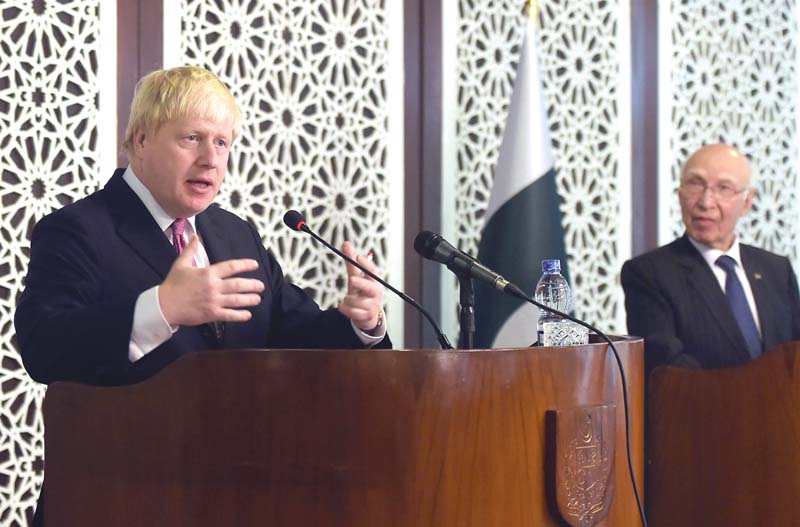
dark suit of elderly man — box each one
[622,144,800,374]
[15,66,390,526]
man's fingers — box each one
[335,243,385,331]
[337,303,373,322]
[215,308,254,323]
[355,253,378,277]
[210,258,260,278]
[340,295,376,313]
[219,277,265,294]
[341,241,361,278]
[204,295,262,322]
[348,276,381,296]
[218,293,263,309]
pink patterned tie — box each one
[171,218,196,268]
[172,219,219,338]
[171,218,188,255]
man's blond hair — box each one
[122,66,241,152]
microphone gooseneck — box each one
[414,231,512,292]
[282,211,454,350]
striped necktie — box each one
[171,218,188,255]
[715,255,762,359]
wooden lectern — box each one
[43,340,643,526]
[648,342,800,526]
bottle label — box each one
[539,320,589,347]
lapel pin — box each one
[754,273,763,280]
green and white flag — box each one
[474,13,569,348]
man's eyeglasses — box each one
[679,180,750,200]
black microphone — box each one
[413,231,527,297]
[283,211,454,350]
[414,231,583,336]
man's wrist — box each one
[370,308,384,333]
[351,308,387,346]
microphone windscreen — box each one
[413,231,439,258]
[283,210,306,231]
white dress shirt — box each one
[687,236,762,336]
[123,167,385,362]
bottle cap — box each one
[542,259,561,273]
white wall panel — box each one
[0,2,115,524]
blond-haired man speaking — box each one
[15,66,389,388]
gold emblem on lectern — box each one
[551,404,616,527]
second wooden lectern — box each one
[648,342,800,526]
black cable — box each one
[504,284,648,527]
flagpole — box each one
[527,0,538,22]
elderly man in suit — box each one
[621,143,800,373]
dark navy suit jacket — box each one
[15,169,390,387]
[621,235,800,375]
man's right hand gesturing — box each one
[158,236,265,327]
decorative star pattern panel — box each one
[661,0,799,261]
[0,2,104,525]
[179,0,393,310]
[450,0,628,332]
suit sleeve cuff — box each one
[129,285,178,362]
[351,309,387,348]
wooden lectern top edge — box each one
[650,340,800,385]
[43,337,644,400]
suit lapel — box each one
[195,206,232,264]
[194,207,232,347]
[106,171,176,278]
[676,236,751,359]
[740,245,772,347]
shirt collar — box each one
[687,234,743,269]
[122,166,197,234]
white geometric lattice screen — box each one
[659,0,800,264]
[172,0,404,320]
[0,2,116,525]
[442,0,631,336]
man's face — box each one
[678,146,755,251]
[132,114,234,218]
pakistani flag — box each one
[474,13,569,348]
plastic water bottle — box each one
[535,259,572,345]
